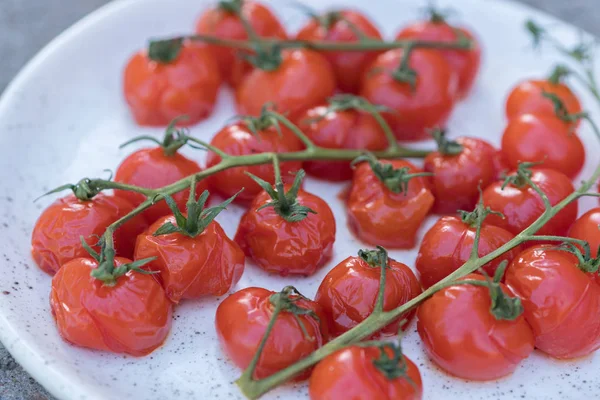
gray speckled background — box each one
[0,0,598,399]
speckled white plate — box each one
[1,0,599,399]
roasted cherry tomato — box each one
[50,257,172,356]
[123,42,221,126]
[506,78,582,121]
[347,157,434,248]
[206,121,303,203]
[31,194,148,275]
[396,14,481,98]
[236,49,336,118]
[506,246,600,359]
[501,114,585,179]
[315,249,421,337]
[416,215,522,289]
[568,208,600,258]
[295,10,383,93]
[417,274,534,380]
[482,167,577,237]
[215,286,328,379]
[360,49,457,141]
[309,345,423,400]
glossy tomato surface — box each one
[568,207,600,258]
[505,79,582,121]
[50,257,172,356]
[417,274,534,380]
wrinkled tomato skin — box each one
[347,159,434,248]
[134,216,245,303]
[295,106,389,181]
[360,49,458,141]
[234,187,335,276]
[123,43,221,126]
[506,79,582,121]
[296,10,383,93]
[206,122,304,203]
[308,346,423,400]
[505,246,600,359]
[195,1,287,86]
[50,257,172,356]
[568,208,600,259]
[501,114,585,179]
[416,216,522,289]
[482,168,577,237]
[417,274,534,380]
[424,137,504,214]
[31,194,148,275]
[396,22,481,98]
[114,147,207,223]
[236,49,336,118]
[315,256,421,338]
[215,287,328,380]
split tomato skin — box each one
[568,208,600,258]
[360,49,458,141]
[234,187,336,276]
[308,346,423,400]
[195,1,287,86]
[134,216,245,303]
[296,10,383,93]
[501,114,585,179]
[206,122,303,203]
[123,43,221,126]
[50,257,172,356]
[296,106,389,181]
[215,287,328,380]
[315,256,421,337]
[505,79,582,121]
[417,274,535,380]
[505,246,600,359]
[31,194,148,275]
[416,216,522,289]
[347,160,434,248]
[235,49,336,118]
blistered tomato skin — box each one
[206,122,304,203]
[134,216,245,303]
[505,246,600,359]
[296,10,383,93]
[417,274,535,380]
[215,287,328,380]
[31,194,148,275]
[50,257,172,356]
[416,216,522,289]
[568,208,600,259]
[308,346,423,400]
[315,256,421,338]
[114,147,207,223]
[506,79,582,121]
[123,43,221,126]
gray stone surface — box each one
[0,0,597,399]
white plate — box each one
[1,0,599,399]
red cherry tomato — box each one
[417,274,534,380]
[215,287,328,379]
[114,147,207,223]
[123,42,221,126]
[360,49,458,141]
[416,216,522,289]
[206,122,303,203]
[309,345,423,400]
[347,159,434,248]
[506,79,582,121]
[568,208,600,258]
[501,114,585,179]
[31,194,148,275]
[295,105,388,181]
[315,253,421,337]
[482,168,577,236]
[195,1,287,86]
[50,257,172,356]
[295,10,383,93]
[134,216,244,303]
[506,246,600,359]
[236,49,336,118]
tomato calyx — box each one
[120,116,195,157]
[541,90,588,126]
[38,177,104,202]
[390,47,418,91]
[269,286,321,340]
[237,105,284,135]
[423,5,453,24]
[482,261,524,320]
[371,342,414,381]
[458,201,504,228]
[148,38,184,64]
[547,64,571,84]
[554,241,600,274]
[358,247,389,269]
[430,128,463,156]
[217,0,243,14]
[501,161,540,189]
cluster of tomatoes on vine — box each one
[29,0,600,399]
